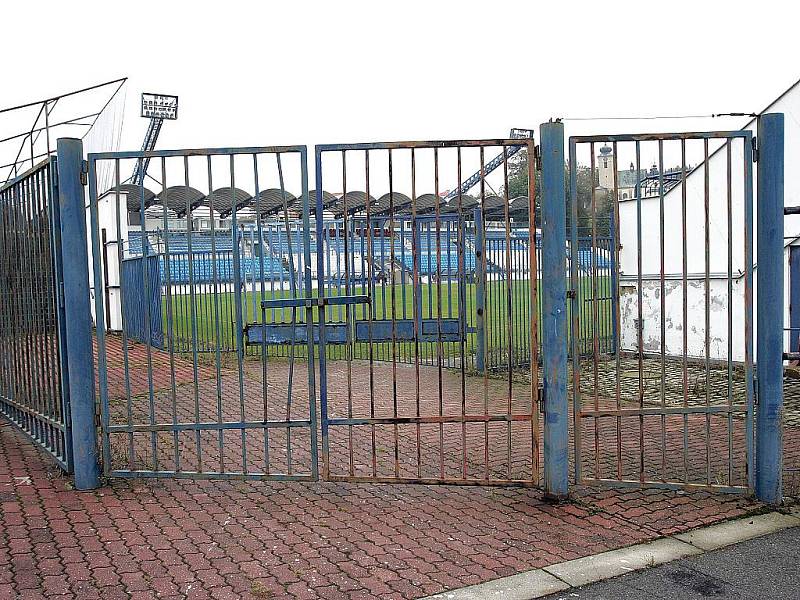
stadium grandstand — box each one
[110,178,613,291]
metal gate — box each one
[568,130,755,492]
[0,158,72,470]
[88,146,320,480]
[88,138,541,486]
[314,139,540,485]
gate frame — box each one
[313,138,543,487]
[87,145,321,482]
[564,128,759,497]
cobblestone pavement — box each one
[0,415,763,600]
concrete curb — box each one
[423,511,800,600]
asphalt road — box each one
[543,526,800,599]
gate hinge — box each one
[58,281,65,309]
[753,376,759,405]
[534,145,542,171]
[537,384,546,414]
[752,136,759,163]
[80,160,89,185]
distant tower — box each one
[597,144,614,189]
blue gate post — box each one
[756,113,785,505]
[540,121,569,500]
[57,138,100,490]
[474,207,486,372]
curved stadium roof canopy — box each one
[153,186,207,217]
[111,184,157,212]
[251,188,299,217]
[330,191,376,217]
[206,187,253,218]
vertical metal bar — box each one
[756,113,784,504]
[568,139,582,484]
[590,143,600,479]
[612,142,622,480]
[410,151,422,478]
[479,147,489,480]
[58,138,99,490]
[137,185,156,470]
[299,148,318,480]
[341,152,354,477]
[456,148,467,479]
[541,123,568,498]
[34,169,54,457]
[681,140,689,483]
[276,154,298,475]
[743,134,755,491]
[364,150,378,478]
[206,156,225,473]
[635,141,644,483]
[315,153,332,479]
[658,140,666,481]
[108,165,132,465]
[502,148,514,478]
[726,141,734,485]
[252,160,270,474]
[160,157,180,472]
[475,206,485,373]
[433,149,444,479]
[389,150,401,478]
[704,138,711,485]
[528,140,540,484]
[229,162,248,472]
[184,156,202,472]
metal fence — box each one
[114,221,615,369]
[0,158,71,469]
[1,121,787,505]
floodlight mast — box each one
[131,93,178,186]
[442,128,534,202]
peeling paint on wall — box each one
[620,278,747,362]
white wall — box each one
[87,190,128,330]
[617,82,800,363]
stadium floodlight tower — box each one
[442,128,534,203]
[131,92,178,185]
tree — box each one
[502,148,613,236]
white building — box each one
[615,80,800,362]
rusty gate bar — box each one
[0,156,72,471]
[88,145,319,481]
[568,130,754,493]
[315,138,540,486]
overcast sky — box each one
[1,0,797,195]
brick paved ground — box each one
[3,336,799,599]
[0,417,762,600]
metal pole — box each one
[756,113,784,505]
[474,207,485,372]
[540,121,569,500]
[56,137,100,490]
